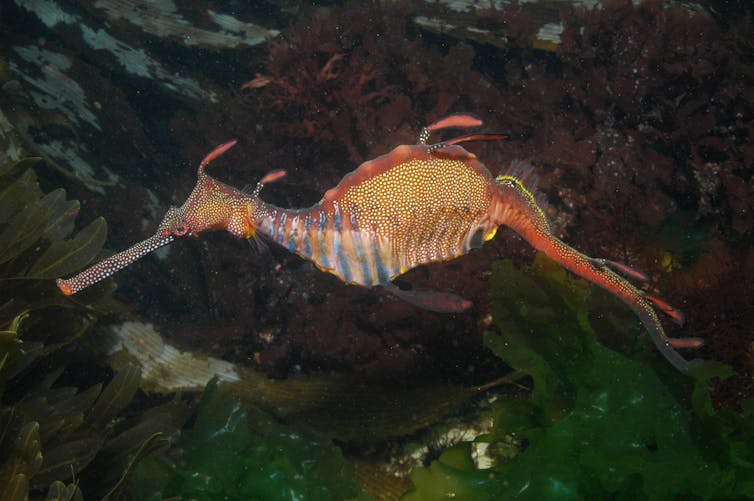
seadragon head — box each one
[56,141,280,296]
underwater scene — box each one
[1,0,753,499]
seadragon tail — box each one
[490,161,702,371]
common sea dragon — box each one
[56,114,702,370]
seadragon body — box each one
[57,114,701,370]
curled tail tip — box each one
[640,295,701,371]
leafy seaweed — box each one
[131,379,371,501]
[404,255,754,500]
[0,157,189,499]
[0,161,111,331]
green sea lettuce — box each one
[404,255,754,500]
[131,379,371,501]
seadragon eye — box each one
[174,225,188,236]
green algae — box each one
[131,379,371,501]
[404,255,754,500]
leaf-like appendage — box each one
[28,217,107,279]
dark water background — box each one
[1,1,753,499]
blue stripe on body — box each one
[333,203,342,232]
[276,213,287,244]
[287,232,297,251]
[287,215,299,251]
[352,232,372,285]
[302,231,312,258]
[317,211,329,268]
[319,210,326,232]
[261,210,277,239]
[373,241,391,285]
[300,214,312,258]
[333,230,351,282]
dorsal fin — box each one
[498,160,549,215]
[321,144,492,205]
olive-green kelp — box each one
[403,256,754,500]
[0,158,189,500]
